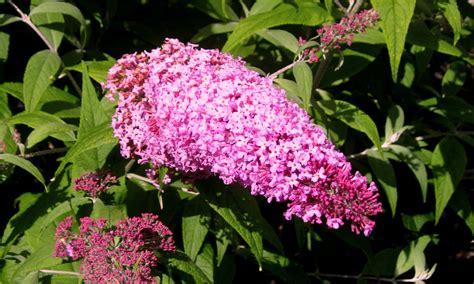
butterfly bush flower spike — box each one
[53,214,175,283]
[105,38,383,236]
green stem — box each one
[8,1,82,96]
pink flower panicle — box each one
[317,9,379,50]
[53,214,175,283]
[104,38,383,236]
[73,171,118,198]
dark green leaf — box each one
[388,145,428,202]
[402,213,434,232]
[201,184,284,268]
[431,137,466,223]
[449,189,474,235]
[321,43,382,87]
[384,105,404,139]
[317,100,381,149]
[406,20,462,57]
[371,0,416,81]
[441,61,466,96]
[367,150,397,217]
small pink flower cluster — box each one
[104,38,382,236]
[73,171,117,198]
[317,9,379,50]
[53,214,175,283]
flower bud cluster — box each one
[53,214,175,283]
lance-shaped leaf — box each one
[182,197,212,261]
[0,153,45,188]
[23,50,61,112]
[371,0,416,81]
[367,150,397,217]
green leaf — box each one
[195,243,215,281]
[324,0,333,14]
[90,199,127,224]
[0,82,22,102]
[320,43,382,87]
[23,50,61,112]
[399,60,415,87]
[67,60,116,84]
[0,153,45,188]
[168,251,212,283]
[402,213,434,232]
[367,150,397,217]
[317,100,381,149]
[39,197,90,231]
[384,105,404,139]
[371,0,416,81]
[7,111,75,142]
[249,0,282,15]
[189,0,238,21]
[12,241,62,282]
[449,189,474,235]
[78,62,108,136]
[30,13,65,51]
[29,2,85,27]
[438,0,461,44]
[395,235,431,276]
[406,20,462,57]
[182,197,212,261]
[274,78,302,105]
[55,122,117,176]
[191,22,237,43]
[0,82,79,109]
[441,61,466,96]
[73,62,111,172]
[26,122,77,148]
[388,145,428,202]
[223,0,330,53]
[257,29,299,54]
[431,137,467,224]
[0,14,21,27]
[200,184,283,268]
[293,62,312,112]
